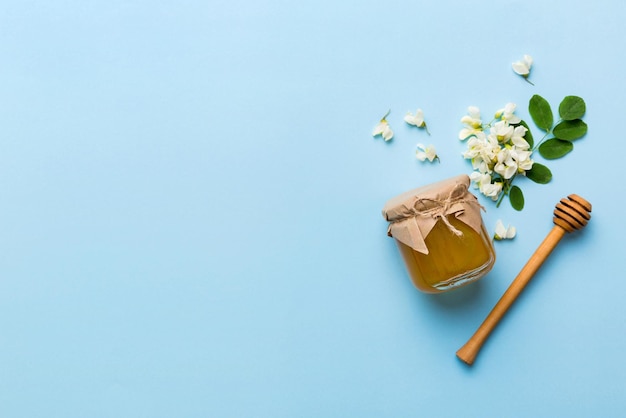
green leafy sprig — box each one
[460,95,588,211]
[529,95,587,159]
[509,95,587,210]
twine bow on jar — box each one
[382,175,484,254]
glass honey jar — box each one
[382,175,495,293]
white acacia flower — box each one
[494,148,517,179]
[464,139,496,174]
[512,55,534,85]
[372,111,394,141]
[495,103,521,124]
[462,137,483,160]
[470,172,502,200]
[459,106,485,140]
[470,171,483,182]
[481,181,503,201]
[470,171,491,188]
[404,109,428,129]
[513,149,534,172]
[490,120,514,143]
[512,55,533,75]
[511,125,530,149]
[483,135,501,161]
[471,157,491,175]
[416,143,439,163]
[461,106,482,127]
[494,220,516,240]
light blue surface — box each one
[1,0,624,416]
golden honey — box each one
[396,215,494,292]
[382,175,495,293]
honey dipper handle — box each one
[456,226,566,365]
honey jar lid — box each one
[382,174,484,254]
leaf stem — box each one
[495,178,510,208]
[532,131,552,151]
[495,190,507,208]
[532,117,564,151]
[484,118,497,129]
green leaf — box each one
[526,162,553,184]
[509,186,524,211]
[518,120,534,148]
[553,119,588,141]
[538,138,574,159]
[529,94,554,132]
[559,96,586,120]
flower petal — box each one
[494,220,506,239]
[382,125,394,141]
[372,122,384,136]
[512,61,529,75]
[523,55,533,67]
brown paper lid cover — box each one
[381,175,484,254]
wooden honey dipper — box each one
[456,194,592,366]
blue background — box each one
[1,0,624,416]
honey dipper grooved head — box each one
[553,194,592,233]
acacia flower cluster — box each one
[459,103,534,204]
[371,55,586,213]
